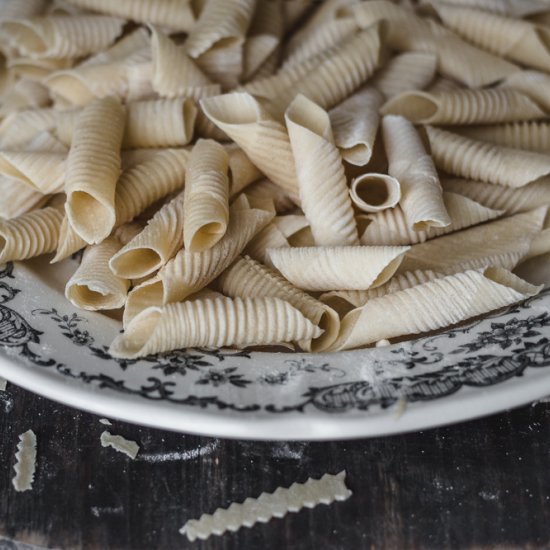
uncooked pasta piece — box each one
[0,107,56,148]
[244,179,296,213]
[100,431,139,459]
[110,192,185,279]
[0,177,48,219]
[399,208,546,274]
[244,223,289,267]
[0,15,124,59]
[285,95,358,245]
[150,27,212,98]
[65,96,125,244]
[426,126,550,188]
[282,17,358,68]
[272,215,310,239]
[184,140,229,252]
[525,227,550,261]
[330,267,541,351]
[441,178,550,215]
[0,79,50,116]
[123,98,197,149]
[66,236,130,310]
[179,471,351,542]
[502,70,550,113]
[268,245,409,291]
[0,377,5,391]
[0,0,47,19]
[515,252,550,287]
[381,88,545,125]
[62,0,195,31]
[8,56,73,81]
[328,87,383,166]
[420,0,550,17]
[82,27,150,66]
[0,151,66,194]
[267,25,383,118]
[124,206,272,324]
[349,174,401,213]
[434,4,550,72]
[219,256,340,351]
[340,0,518,87]
[201,93,300,200]
[194,39,244,89]
[0,206,63,263]
[455,122,550,153]
[111,297,321,358]
[226,145,262,196]
[361,192,502,246]
[12,430,37,492]
[371,52,437,99]
[383,115,450,230]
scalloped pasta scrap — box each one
[12,429,37,492]
[179,471,351,542]
[100,430,139,459]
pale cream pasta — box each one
[349,174,401,213]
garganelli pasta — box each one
[0,1,547,359]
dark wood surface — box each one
[1,382,550,550]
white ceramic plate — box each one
[1,256,550,440]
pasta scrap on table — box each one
[0,377,6,391]
[0,0,548,356]
[100,431,139,459]
[179,471,352,542]
[12,429,37,492]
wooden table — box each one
[1,382,550,550]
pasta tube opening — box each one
[350,173,401,212]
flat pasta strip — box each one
[268,245,410,291]
[65,96,125,244]
[361,192,502,246]
[1,15,125,59]
[383,115,450,230]
[0,206,63,263]
[399,208,546,274]
[441,178,550,215]
[381,88,545,125]
[434,4,550,72]
[330,267,541,351]
[123,98,197,149]
[349,173,401,213]
[110,297,321,359]
[328,87,383,166]
[285,94,358,245]
[61,0,196,31]
[201,92,300,200]
[371,52,437,99]
[66,236,130,310]
[179,471,351,542]
[184,139,229,252]
[123,206,272,324]
[218,255,340,351]
[426,126,550,188]
[109,192,185,279]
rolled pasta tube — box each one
[201,92,300,200]
[184,139,230,252]
[60,0,196,31]
[124,206,273,325]
[371,52,437,99]
[0,80,50,116]
[285,94,358,246]
[441,178,550,215]
[339,0,518,87]
[66,236,130,310]
[501,70,550,113]
[0,151,66,194]
[123,98,197,149]
[0,206,63,263]
[226,144,262,196]
[419,0,550,17]
[218,255,340,351]
[328,87,383,166]
[267,245,410,291]
[457,121,550,153]
[244,179,296,214]
[0,15,125,59]
[434,4,550,73]
[194,39,244,90]
[0,107,56,148]
[65,96,126,244]
[150,27,212,98]
[244,223,289,268]
[515,252,550,287]
[381,88,545,125]
[349,174,401,213]
[0,0,48,19]
[109,192,185,279]
[321,269,445,310]
[0,177,48,219]
[361,192,503,246]
[110,297,321,359]
[399,207,547,274]
[329,267,541,351]
[426,126,550,188]
[382,115,450,230]
[272,215,310,239]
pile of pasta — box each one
[0,0,549,358]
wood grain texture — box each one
[1,383,550,549]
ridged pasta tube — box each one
[349,174,401,213]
